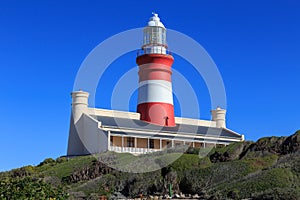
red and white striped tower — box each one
[136,13,175,126]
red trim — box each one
[136,54,174,66]
[137,54,174,82]
[137,102,175,126]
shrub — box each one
[11,165,35,178]
[185,147,200,155]
[56,157,67,163]
[38,158,56,166]
[0,177,69,199]
[227,189,240,199]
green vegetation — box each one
[0,177,69,199]
[0,130,300,199]
[38,156,96,179]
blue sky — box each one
[0,0,299,171]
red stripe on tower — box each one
[136,13,175,126]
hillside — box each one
[1,130,300,200]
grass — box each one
[219,168,296,198]
[169,154,200,172]
[210,142,245,155]
[244,154,278,170]
[36,155,96,179]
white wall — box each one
[67,113,108,156]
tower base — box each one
[137,102,175,126]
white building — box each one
[67,90,244,156]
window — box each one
[127,137,135,147]
[149,139,155,149]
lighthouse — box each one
[136,13,175,126]
[67,13,244,157]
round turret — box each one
[71,90,89,123]
[211,107,226,128]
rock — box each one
[250,136,285,153]
[241,131,300,159]
[110,192,127,200]
[209,142,251,163]
[179,192,185,198]
[68,191,86,199]
[281,131,300,154]
[210,151,230,163]
[63,161,112,183]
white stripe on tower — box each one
[138,80,173,105]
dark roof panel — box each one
[94,115,242,139]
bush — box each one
[11,166,35,178]
[38,158,56,166]
[0,177,69,199]
[186,147,200,155]
[56,157,67,163]
[252,187,300,200]
[227,189,240,199]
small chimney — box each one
[211,106,226,128]
[71,90,89,123]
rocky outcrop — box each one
[63,160,112,183]
[242,131,300,158]
[210,131,300,162]
[209,142,252,163]
[281,130,300,154]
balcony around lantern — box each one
[137,46,172,57]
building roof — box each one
[93,115,242,140]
